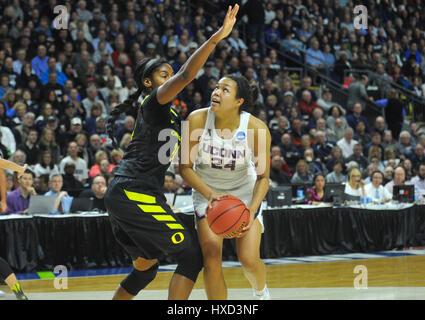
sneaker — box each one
[253,285,271,300]
[11,284,28,300]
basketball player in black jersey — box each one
[0,159,28,299]
[104,5,239,300]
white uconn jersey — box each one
[192,108,257,216]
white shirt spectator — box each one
[59,156,89,182]
[364,183,392,202]
[34,163,60,178]
[344,183,363,197]
[1,126,16,154]
[337,137,358,158]
[409,175,425,196]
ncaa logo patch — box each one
[236,131,246,141]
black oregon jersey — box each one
[113,88,181,192]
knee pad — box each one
[0,257,13,280]
[174,243,204,283]
[120,263,158,296]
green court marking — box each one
[37,271,56,279]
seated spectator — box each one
[44,173,73,215]
[326,105,348,131]
[337,128,358,159]
[398,131,416,159]
[304,148,326,175]
[78,175,107,212]
[365,171,392,203]
[325,146,345,172]
[295,76,317,102]
[40,57,68,86]
[270,155,290,186]
[4,169,37,215]
[305,39,326,70]
[383,166,395,185]
[345,143,368,173]
[303,173,327,205]
[288,118,305,148]
[346,102,370,133]
[271,116,289,146]
[34,151,60,178]
[305,108,324,134]
[409,163,425,196]
[316,88,344,114]
[385,166,410,195]
[163,171,177,194]
[344,168,366,199]
[326,159,346,184]
[298,90,323,119]
[89,150,115,179]
[291,159,314,184]
[382,130,403,157]
[365,132,384,158]
[16,129,40,166]
[38,127,61,165]
[279,133,301,172]
[61,162,84,192]
[85,103,103,135]
[409,144,425,170]
[59,141,89,184]
[313,130,335,163]
[400,158,414,182]
[353,121,371,146]
[110,149,124,166]
[371,116,387,138]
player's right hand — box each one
[215,4,239,41]
[17,164,27,179]
[207,193,229,211]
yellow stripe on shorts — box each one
[124,190,156,204]
[166,223,184,230]
[152,215,176,222]
[137,205,166,213]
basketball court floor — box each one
[1,248,424,300]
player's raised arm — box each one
[0,159,27,178]
[156,4,239,105]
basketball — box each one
[206,195,250,239]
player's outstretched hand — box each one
[214,4,239,41]
[17,164,27,179]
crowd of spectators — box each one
[0,0,425,214]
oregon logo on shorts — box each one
[124,189,185,242]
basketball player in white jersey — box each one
[180,74,271,300]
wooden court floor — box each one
[1,255,424,298]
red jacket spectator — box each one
[298,90,323,118]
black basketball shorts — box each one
[104,176,193,261]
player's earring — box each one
[236,98,244,110]
[143,78,152,89]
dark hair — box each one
[165,171,175,180]
[223,74,254,113]
[313,173,326,184]
[371,170,384,180]
[22,169,35,179]
[106,57,167,147]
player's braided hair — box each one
[106,58,167,147]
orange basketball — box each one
[206,195,250,239]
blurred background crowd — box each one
[0,0,425,213]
